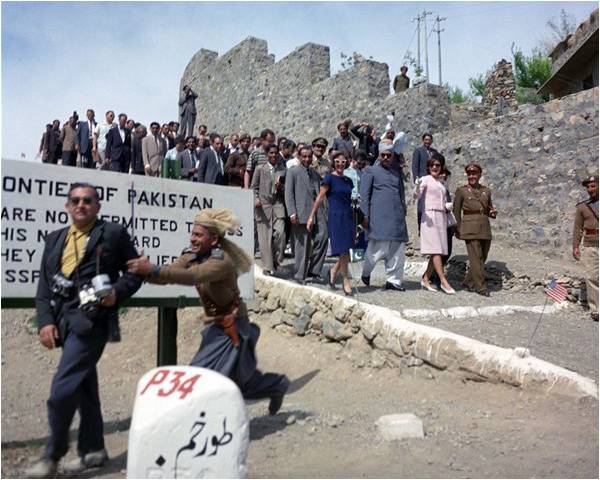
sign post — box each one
[1,159,254,365]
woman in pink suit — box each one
[416,153,456,294]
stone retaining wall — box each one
[253,272,597,399]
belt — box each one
[463,209,485,215]
[585,228,599,235]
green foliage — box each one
[468,73,486,97]
[444,83,472,104]
[515,87,547,105]
[511,43,552,90]
[402,52,423,77]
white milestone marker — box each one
[127,366,249,479]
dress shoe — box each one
[591,312,599,322]
[361,275,371,286]
[263,269,274,276]
[64,449,109,474]
[440,284,457,295]
[24,458,58,479]
[420,278,438,292]
[269,393,284,415]
[475,288,490,297]
[385,282,405,292]
[307,275,325,285]
[325,268,336,289]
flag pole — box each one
[524,295,549,352]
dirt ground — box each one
[1,306,598,478]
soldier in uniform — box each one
[127,208,290,413]
[452,163,497,296]
[572,175,599,321]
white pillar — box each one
[127,366,249,479]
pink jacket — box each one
[418,175,448,211]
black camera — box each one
[51,273,74,298]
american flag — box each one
[545,279,568,303]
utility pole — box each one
[422,10,433,82]
[412,13,422,74]
[434,15,446,85]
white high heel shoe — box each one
[440,284,456,295]
[420,278,438,292]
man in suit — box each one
[104,113,132,173]
[360,143,409,291]
[141,122,166,176]
[284,145,328,284]
[178,85,198,139]
[76,109,97,169]
[251,144,286,275]
[60,116,78,167]
[180,136,198,180]
[130,125,147,175]
[25,183,142,478]
[197,133,226,185]
[225,133,251,187]
[411,132,438,231]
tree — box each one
[444,83,472,104]
[402,52,423,77]
[468,73,486,97]
[539,9,577,54]
[511,43,552,104]
[511,44,552,89]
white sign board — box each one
[127,366,249,479]
[1,159,254,298]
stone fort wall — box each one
[181,38,599,257]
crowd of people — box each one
[35,105,503,298]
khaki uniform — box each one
[453,183,494,293]
[311,154,331,179]
[151,250,247,318]
[573,200,599,314]
[149,247,289,400]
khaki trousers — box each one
[464,239,491,291]
[256,217,285,272]
[582,246,599,314]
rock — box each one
[301,303,317,317]
[286,415,296,425]
[292,314,311,336]
[322,318,353,342]
[375,413,425,440]
[405,357,424,367]
[310,311,328,331]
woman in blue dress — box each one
[307,150,355,295]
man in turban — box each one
[127,208,289,414]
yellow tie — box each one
[60,220,96,277]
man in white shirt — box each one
[93,111,115,170]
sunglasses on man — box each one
[68,196,94,206]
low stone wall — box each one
[252,271,598,399]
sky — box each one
[1,0,597,161]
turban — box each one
[379,142,394,153]
[194,208,252,273]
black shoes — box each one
[361,275,371,286]
[385,282,405,292]
[269,393,285,415]
[326,268,336,289]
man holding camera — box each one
[26,183,142,478]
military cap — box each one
[581,175,598,186]
[465,163,482,173]
[311,137,328,148]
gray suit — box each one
[141,135,167,176]
[251,162,287,272]
[181,149,197,180]
[284,164,328,281]
[178,87,198,138]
